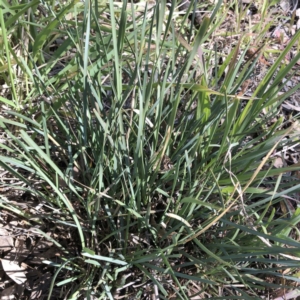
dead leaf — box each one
[0,259,27,285]
[273,156,284,168]
[282,101,300,112]
[0,228,14,252]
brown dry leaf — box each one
[286,198,295,214]
[0,259,27,285]
[0,228,14,252]
[259,55,270,66]
[273,156,284,168]
[237,80,251,96]
[245,47,259,60]
[280,200,288,216]
[4,237,30,264]
[280,198,295,216]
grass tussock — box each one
[1,0,300,299]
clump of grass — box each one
[1,0,300,299]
